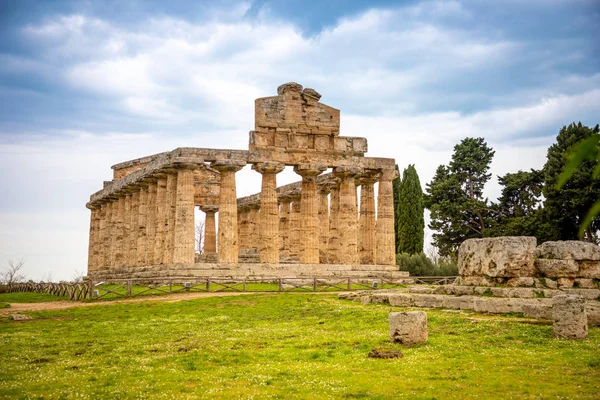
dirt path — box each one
[0,291,267,314]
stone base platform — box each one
[88,262,412,282]
[339,285,600,327]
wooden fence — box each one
[6,276,458,302]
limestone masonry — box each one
[85,83,408,282]
[457,237,600,289]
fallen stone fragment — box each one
[553,294,587,339]
[389,311,428,345]
[10,314,32,321]
[534,240,600,261]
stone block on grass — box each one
[389,311,428,345]
[552,294,587,339]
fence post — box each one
[207,278,211,292]
[88,280,94,300]
[347,277,351,290]
[278,278,282,292]
[243,279,247,292]
[126,280,132,297]
[313,278,317,292]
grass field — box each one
[1,293,599,399]
[0,292,66,303]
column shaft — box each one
[163,173,177,264]
[248,206,260,249]
[115,196,127,267]
[154,177,167,264]
[359,181,377,264]
[109,200,120,268]
[146,182,157,264]
[376,169,398,265]
[129,191,140,266]
[202,207,218,254]
[212,160,245,263]
[318,189,330,264]
[173,169,195,264]
[100,203,112,269]
[87,208,99,272]
[289,197,301,259]
[137,187,149,265]
[334,167,362,264]
[253,162,285,264]
[279,199,292,258]
[328,183,340,263]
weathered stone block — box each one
[473,297,523,314]
[458,237,537,278]
[577,261,600,279]
[408,286,434,294]
[552,294,588,339]
[557,278,574,289]
[389,311,428,345]
[412,294,443,308]
[505,277,535,287]
[371,293,390,304]
[442,295,475,310]
[534,259,579,278]
[586,303,600,327]
[522,303,552,319]
[389,293,413,307]
[562,288,600,301]
[574,278,598,289]
[457,276,492,286]
[535,240,600,261]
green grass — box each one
[1,293,599,399]
[0,302,9,309]
[0,292,66,303]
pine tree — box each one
[542,122,600,242]
[392,164,401,252]
[425,137,495,258]
[397,165,424,254]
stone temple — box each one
[85,82,410,282]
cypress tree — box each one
[397,164,425,254]
[392,164,401,252]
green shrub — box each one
[396,253,458,276]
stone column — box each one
[115,194,127,267]
[278,196,292,259]
[173,168,196,264]
[87,206,99,272]
[289,192,301,259]
[211,160,246,263]
[129,189,140,266]
[294,163,326,264]
[162,172,178,264]
[376,168,399,265]
[145,180,157,265]
[317,186,331,264]
[247,204,260,249]
[122,193,132,266]
[237,206,250,250]
[95,203,106,270]
[333,166,363,264]
[328,179,341,264]
[136,186,149,265]
[358,171,380,264]
[109,197,122,268]
[201,206,218,254]
[100,202,112,269]
[153,176,168,264]
[253,162,285,263]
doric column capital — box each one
[211,159,246,173]
[294,163,327,178]
[278,194,293,204]
[252,161,285,175]
[379,168,399,182]
[357,169,382,185]
[200,205,219,214]
[333,166,363,180]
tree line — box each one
[393,122,600,273]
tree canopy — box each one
[397,164,424,255]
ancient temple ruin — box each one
[85,82,409,282]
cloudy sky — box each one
[1,0,599,280]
